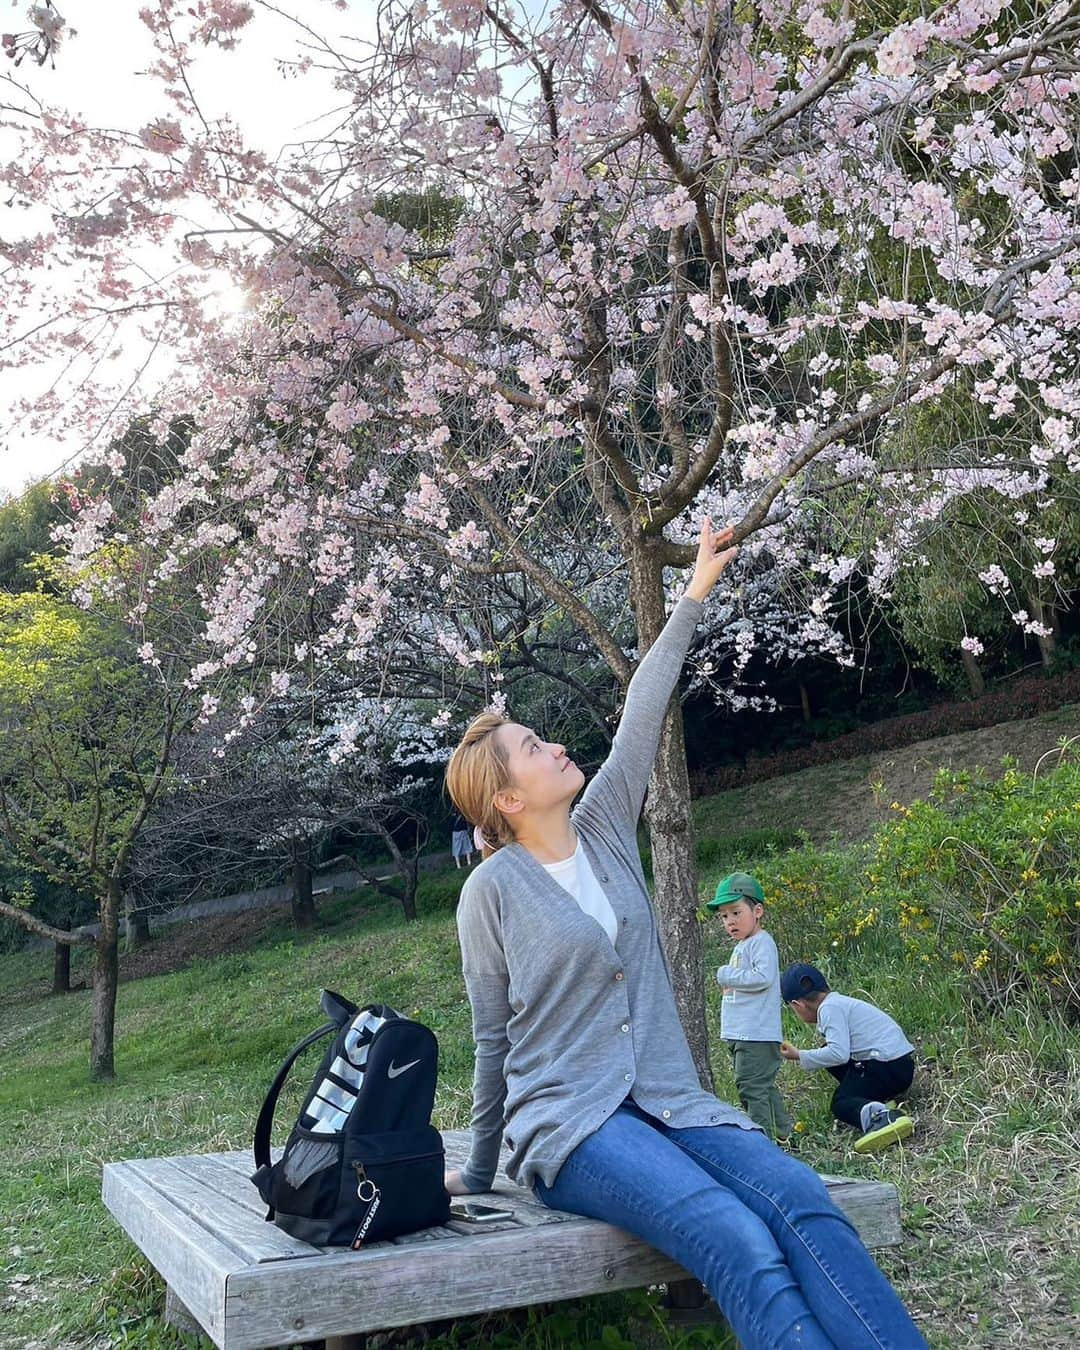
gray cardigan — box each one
[456,596,756,1193]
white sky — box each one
[0,1,368,498]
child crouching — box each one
[780,963,916,1154]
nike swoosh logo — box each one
[387,1058,421,1079]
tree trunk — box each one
[124,895,151,951]
[647,693,713,1091]
[960,647,985,697]
[90,886,120,1080]
[52,924,71,995]
[1026,594,1058,669]
[291,846,316,930]
[798,680,812,724]
[398,855,419,923]
[379,824,419,922]
[632,554,713,1091]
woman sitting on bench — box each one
[444,521,926,1350]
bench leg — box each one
[663,1279,733,1338]
[164,1287,205,1338]
[664,1277,707,1311]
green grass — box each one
[0,887,735,1350]
[1,764,1078,1347]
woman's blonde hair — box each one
[445,711,517,852]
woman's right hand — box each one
[444,1167,473,1196]
[684,518,738,603]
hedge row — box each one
[690,668,1080,797]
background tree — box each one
[131,693,445,926]
[0,591,182,1077]
[0,848,94,993]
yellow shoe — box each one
[853,1110,914,1154]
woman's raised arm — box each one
[576,520,737,833]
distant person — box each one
[443,521,927,1350]
[450,812,475,869]
[780,963,916,1154]
[707,872,792,1141]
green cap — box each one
[707,872,765,911]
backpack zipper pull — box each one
[351,1163,382,1249]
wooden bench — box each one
[102,1129,902,1349]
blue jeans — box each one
[533,1100,926,1350]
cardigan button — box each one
[662,1110,671,1120]
[614,971,624,982]
[620,1023,630,1033]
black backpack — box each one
[251,990,450,1247]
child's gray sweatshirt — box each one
[795,993,914,1070]
[716,930,783,1042]
[456,596,756,1193]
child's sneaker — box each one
[853,1106,914,1154]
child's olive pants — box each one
[727,1040,793,1138]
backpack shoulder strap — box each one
[252,992,361,1169]
[253,1020,337,1170]
[321,989,358,1025]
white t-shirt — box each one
[542,842,618,944]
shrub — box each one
[740,841,888,977]
[416,873,469,915]
[867,749,1080,1018]
[699,745,1079,1024]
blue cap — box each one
[780,963,829,1003]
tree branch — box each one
[0,899,95,946]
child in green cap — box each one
[708,872,793,1141]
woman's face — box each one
[493,722,586,820]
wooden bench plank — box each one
[179,1154,275,1222]
[815,1175,903,1250]
[106,1130,902,1348]
[223,1216,689,1349]
[439,1130,901,1247]
[102,1161,240,1347]
[193,1141,902,1250]
[124,1157,318,1265]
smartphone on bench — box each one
[449,1201,514,1223]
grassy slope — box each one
[693,701,1080,844]
[1,708,1078,1349]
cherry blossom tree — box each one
[131,693,446,926]
[4,0,1080,1076]
[2,2,70,70]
